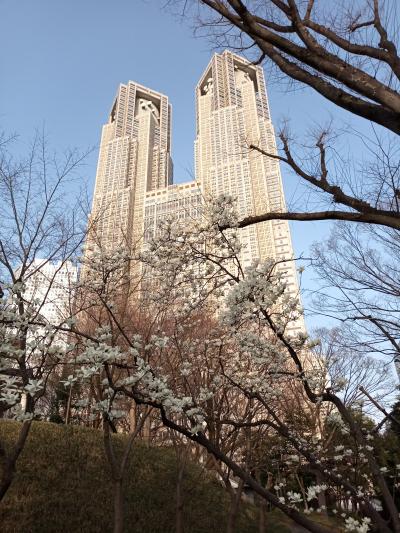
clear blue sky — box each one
[0,0,373,324]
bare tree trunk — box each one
[175,461,185,533]
[315,472,327,514]
[258,496,267,533]
[129,402,136,433]
[103,410,149,533]
[65,385,72,425]
[295,472,309,512]
[113,479,124,533]
[0,420,32,502]
[258,471,272,533]
[170,430,189,533]
[143,414,151,446]
[226,479,244,533]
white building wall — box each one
[23,260,78,348]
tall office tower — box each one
[89,82,173,250]
[88,53,304,332]
[194,51,301,310]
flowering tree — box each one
[146,199,398,532]
[0,132,397,532]
[63,196,399,533]
[1,167,398,531]
[0,132,88,500]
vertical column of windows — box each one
[126,83,136,137]
[255,69,270,120]
[115,85,127,138]
[226,54,237,107]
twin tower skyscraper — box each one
[89,51,303,334]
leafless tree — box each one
[312,327,396,408]
[0,131,90,500]
[103,407,150,533]
[73,203,397,532]
[166,1,400,232]
[311,222,400,385]
[180,0,400,133]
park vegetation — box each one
[1,1,400,532]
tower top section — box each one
[195,50,270,119]
[107,81,171,153]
